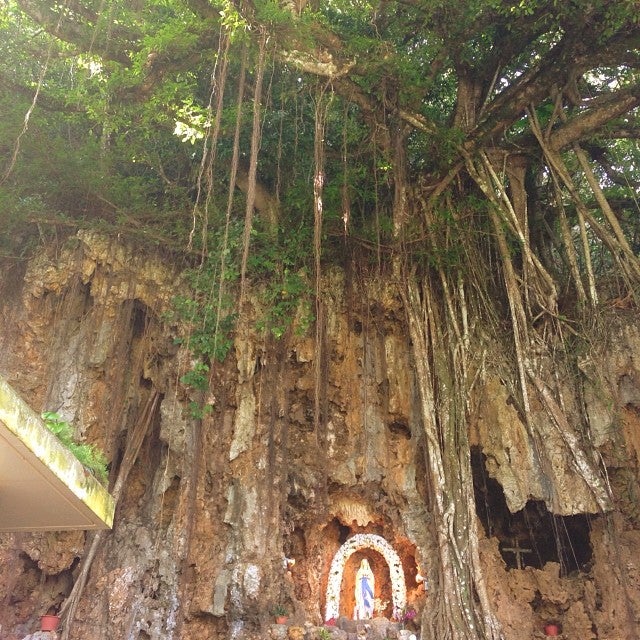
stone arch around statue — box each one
[325,533,407,621]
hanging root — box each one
[313,85,330,435]
[59,391,160,639]
[402,274,504,640]
[527,369,612,511]
[239,30,267,308]
[188,30,231,253]
[527,108,640,295]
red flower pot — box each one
[544,623,560,636]
[275,616,288,625]
[40,614,61,632]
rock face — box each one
[0,233,639,639]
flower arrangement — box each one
[374,598,389,616]
[398,606,417,629]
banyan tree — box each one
[0,1,639,639]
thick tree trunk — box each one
[402,275,503,640]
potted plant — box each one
[40,608,61,632]
[543,621,560,636]
[272,604,288,624]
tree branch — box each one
[467,29,640,152]
[549,83,640,150]
[0,76,84,112]
[15,0,136,66]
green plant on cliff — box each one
[271,604,287,616]
[169,223,313,421]
[318,627,331,640]
[172,222,314,387]
[249,227,315,338]
[41,411,109,486]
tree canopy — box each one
[1,0,638,264]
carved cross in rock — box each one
[502,538,532,570]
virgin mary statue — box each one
[353,558,375,619]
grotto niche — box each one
[325,533,407,621]
[284,492,426,627]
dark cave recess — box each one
[471,446,594,574]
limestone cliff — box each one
[0,233,638,639]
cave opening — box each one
[471,446,595,574]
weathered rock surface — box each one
[0,234,638,640]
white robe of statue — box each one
[353,558,375,619]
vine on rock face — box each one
[170,232,240,418]
[171,220,314,416]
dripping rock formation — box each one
[0,233,639,639]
